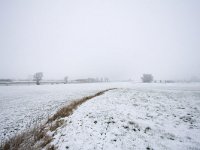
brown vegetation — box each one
[49,119,64,132]
[47,88,116,123]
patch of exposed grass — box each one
[49,119,64,132]
[1,124,50,150]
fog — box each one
[0,0,200,81]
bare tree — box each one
[64,76,68,83]
[33,72,43,85]
[141,74,153,83]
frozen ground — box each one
[50,83,200,150]
[0,82,129,142]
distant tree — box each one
[104,78,109,82]
[141,74,153,83]
[190,76,200,82]
[64,76,68,83]
[33,72,43,85]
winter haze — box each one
[0,0,200,81]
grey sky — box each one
[0,0,200,80]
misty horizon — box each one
[0,0,200,81]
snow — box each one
[50,83,200,150]
[1,82,200,149]
[0,82,129,142]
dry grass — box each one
[0,88,116,150]
[46,144,55,150]
[49,119,64,132]
[47,88,116,123]
[40,135,53,148]
[0,124,49,150]
[1,132,25,150]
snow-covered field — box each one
[50,83,200,150]
[1,82,200,149]
[0,82,128,142]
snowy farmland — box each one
[1,82,200,149]
[0,82,129,142]
[49,83,200,149]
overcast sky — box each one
[0,0,200,81]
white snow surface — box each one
[51,83,200,150]
[0,82,128,142]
